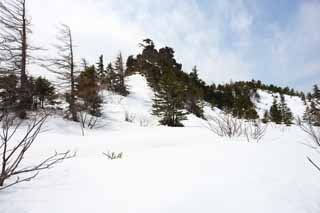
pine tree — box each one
[0,74,18,110]
[96,55,106,80]
[152,71,188,127]
[33,77,56,109]
[113,53,129,96]
[77,66,103,117]
[270,98,282,124]
[185,66,204,118]
[306,85,320,126]
[279,94,293,125]
[262,110,270,123]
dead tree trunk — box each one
[0,0,40,118]
[45,24,78,121]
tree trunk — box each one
[69,28,77,122]
[18,0,29,118]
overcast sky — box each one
[27,0,320,91]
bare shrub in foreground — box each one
[205,113,267,142]
[78,111,103,136]
[297,118,320,172]
[0,112,74,190]
[205,113,243,138]
[244,121,268,143]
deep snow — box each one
[1,74,319,213]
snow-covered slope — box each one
[1,74,319,213]
[254,89,306,119]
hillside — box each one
[1,74,320,213]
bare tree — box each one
[0,112,74,190]
[0,0,41,116]
[297,118,320,172]
[45,24,78,121]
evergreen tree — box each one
[306,85,320,126]
[113,53,129,96]
[96,55,106,80]
[185,66,204,118]
[279,95,293,125]
[152,71,188,127]
[0,74,18,111]
[262,110,270,123]
[33,77,56,109]
[270,98,282,124]
[77,66,103,117]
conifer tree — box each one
[152,71,188,127]
[96,55,106,80]
[113,53,129,96]
[305,85,320,126]
[262,110,270,123]
[270,98,282,124]
[185,66,204,118]
[279,94,293,125]
[0,74,18,110]
[33,77,56,109]
[77,66,103,117]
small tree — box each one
[113,53,129,96]
[270,98,282,124]
[33,77,56,109]
[152,71,188,127]
[77,66,103,117]
[262,110,270,123]
[0,74,18,110]
[279,94,293,125]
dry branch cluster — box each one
[0,112,74,190]
[206,113,267,142]
[298,118,320,172]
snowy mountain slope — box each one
[254,89,306,119]
[1,74,320,213]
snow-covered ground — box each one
[1,74,319,213]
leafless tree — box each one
[45,24,78,122]
[0,112,75,190]
[0,0,41,116]
[297,118,320,172]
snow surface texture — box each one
[1,74,320,213]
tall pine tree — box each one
[152,71,188,127]
[113,53,129,96]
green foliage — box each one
[152,71,188,127]
[270,98,282,124]
[269,96,293,125]
[262,110,270,123]
[304,85,320,126]
[77,66,103,117]
[0,74,18,110]
[279,94,294,125]
[112,53,129,96]
[33,77,56,109]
